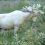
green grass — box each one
[0,13,45,45]
[0,0,45,45]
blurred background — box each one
[0,0,45,13]
[0,0,45,45]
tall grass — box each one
[0,0,45,45]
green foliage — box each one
[0,0,28,13]
[0,0,45,45]
[17,12,45,45]
[0,11,45,45]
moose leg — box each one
[13,26,18,40]
[13,25,19,35]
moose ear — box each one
[36,4,41,9]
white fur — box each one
[0,10,30,31]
